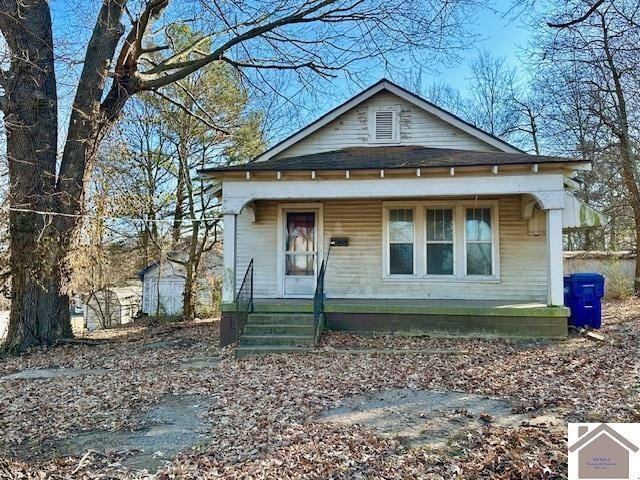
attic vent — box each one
[375,111,394,140]
[369,105,399,143]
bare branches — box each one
[548,0,606,27]
[136,0,339,90]
[151,88,229,134]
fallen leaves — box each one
[0,300,638,479]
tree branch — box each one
[152,89,229,134]
[136,0,339,90]
[548,0,606,28]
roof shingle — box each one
[200,146,583,173]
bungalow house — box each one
[200,79,601,356]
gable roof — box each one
[202,146,582,174]
[569,424,639,453]
[253,78,524,163]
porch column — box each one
[546,208,564,306]
[222,213,238,304]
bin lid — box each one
[566,272,605,283]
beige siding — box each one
[274,92,500,160]
[236,201,279,298]
[236,197,548,302]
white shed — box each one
[140,260,187,316]
[139,249,223,316]
[84,285,142,331]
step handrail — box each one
[235,259,254,342]
[313,247,331,347]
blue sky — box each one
[48,0,534,148]
[436,1,531,92]
[271,0,534,139]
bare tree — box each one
[465,49,521,139]
[0,0,484,352]
[533,0,640,289]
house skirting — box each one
[326,313,567,338]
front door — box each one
[283,211,317,296]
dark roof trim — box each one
[200,146,584,174]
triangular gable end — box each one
[255,79,523,163]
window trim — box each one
[383,206,416,277]
[368,105,401,144]
[382,200,500,282]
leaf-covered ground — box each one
[0,300,639,479]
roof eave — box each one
[200,160,587,177]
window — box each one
[369,106,399,143]
[465,208,493,276]
[388,209,414,274]
[285,212,316,276]
[426,208,454,275]
[383,202,499,281]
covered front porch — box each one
[219,167,573,300]
[209,163,595,348]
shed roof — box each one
[200,146,584,174]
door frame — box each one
[276,202,324,298]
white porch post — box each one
[222,213,238,304]
[546,208,564,306]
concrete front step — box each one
[247,313,314,326]
[240,334,314,347]
[235,345,313,358]
[243,324,314,336]
[253,302,313,314]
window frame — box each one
[425,207,456,278]
[382,200,500,282]
[368,105,401,144]
[463,206,497,278]
[383,206,417,277]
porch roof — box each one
[201,146,585,174]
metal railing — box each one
[313,247,331,347]
[235,259,254,341]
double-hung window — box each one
[388,208,414,275]
[465,208,494,276]
[426,208,454,275]
[384,202,498,280]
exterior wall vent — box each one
[369,105,400,143]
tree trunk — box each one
[1,0,129,352]
[182,266,197,321]
[172,156,186,248]
[1,1,73,352]
[182,221,200,321]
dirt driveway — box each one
[0,301,639,479]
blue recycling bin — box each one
[564,273,605,329]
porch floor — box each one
[253,298,569,318]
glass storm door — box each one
[284,211,317,296]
